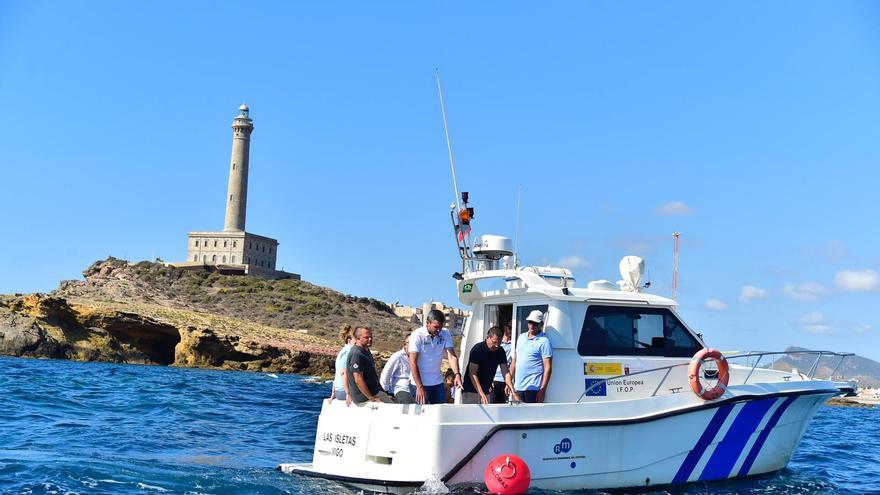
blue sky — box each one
[2,2,879,360]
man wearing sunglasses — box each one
[510,310,553,403]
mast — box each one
[436,69,475,272]
[436,69,462,213]
[672,232,681,300]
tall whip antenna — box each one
[435,69,462,212]
[513,185,522,268]
[672,232,681,300]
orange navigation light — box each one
[458,208,472,225]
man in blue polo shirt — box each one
[409,309,462,404]
[510,310,553,403]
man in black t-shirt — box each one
[462,326,518,404]
[347,326,395,405]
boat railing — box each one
[576,350,854,403]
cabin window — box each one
[515,304,549,336]
[577,305,701,357]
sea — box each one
[1,356,877,495]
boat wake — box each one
[414,473,450,494]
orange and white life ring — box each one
[688,348,729,400]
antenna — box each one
[436,69,476,273]
[672,232,681,300]
[513,185,522,268]
[435,69,462,213]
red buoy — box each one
[484,454,531,495]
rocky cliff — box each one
[0,258,413,375]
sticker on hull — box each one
[584,362,623,375]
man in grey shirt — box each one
[347,326,394,404]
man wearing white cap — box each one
[510,310,553,403]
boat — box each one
[278,191,854,493]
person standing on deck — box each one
[490,324,513,404]
[510,310,553,403]
[330,325,353,404]
[409,310,462,404]
[380,335,415,404]
[462,326,517,404]
[347,326,395,404]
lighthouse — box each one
[179,104,298,280]
[224,104,254,232]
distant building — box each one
[392,301,469,335]
[174,105,299,280]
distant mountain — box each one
[771,346,880,388]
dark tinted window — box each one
[578,305,701,357]
[516,304,548,336]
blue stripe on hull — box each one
[672,405,734,484]
[698,398,777,481]
[736,395,798,477]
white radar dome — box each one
[618,256,645,292]
[472,235,514,260]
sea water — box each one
[0,356,877,494]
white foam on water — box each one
[414,473,450,494]
[137,482,169,492]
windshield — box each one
[577,305,702,357]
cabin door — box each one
[513,304,549,337]
[483,304,513,337]
[511,303,549,357]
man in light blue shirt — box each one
[510,310,553,403]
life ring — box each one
[688,348,729,400]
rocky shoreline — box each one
[0,258,406,377]
[0,293,337,375]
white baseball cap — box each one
[526,310,544,324]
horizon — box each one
[2,2,879,361]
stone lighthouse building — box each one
[178,104,299,280]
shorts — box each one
[461,392,485,404]
[490,381,508,404]
[423,383,447,405]
[517,390,540,403]
[395,390,415,404]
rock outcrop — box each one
[59,258,414,352]
[0,259,410,376]
[0,294,179,365]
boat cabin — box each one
[456,261,707,404]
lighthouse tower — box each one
[224,104,254,232]
[179,104,299,280]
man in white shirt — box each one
[380,335,414,404]
[409,309,462,404]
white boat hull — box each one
[279,382,835,493]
